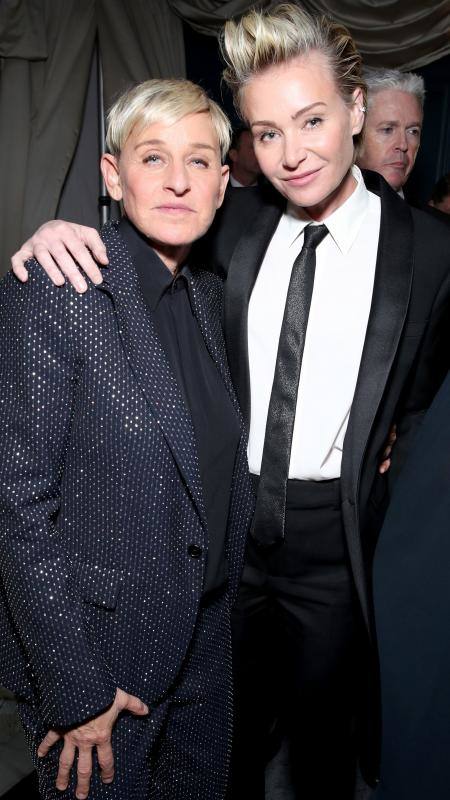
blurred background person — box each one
[429,172,450,215]
[357,67,424,196]
[228,126,262,188]
[195,126,263,278]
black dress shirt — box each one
[119,218,240,593]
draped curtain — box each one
[1,0,449,274]
[169,0,450,69]
[0,0,96,276]
[0,0,185,276]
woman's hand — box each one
[37,688,149,800]
[11,220,108,292]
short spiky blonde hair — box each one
[221,3,366,148]
[106,78,231,162]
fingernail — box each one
[37,750,43,758]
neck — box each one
[152,242,191,274]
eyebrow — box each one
[251,102,327,128]
[135,139,216,152]
[377,120,422,128]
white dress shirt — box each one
[247,166,381,480]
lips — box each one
[156,205,194,213]
[282,168,321,186]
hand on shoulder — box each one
[11,220,108,293]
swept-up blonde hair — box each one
[221,3,366,148]
[106,78,231,162]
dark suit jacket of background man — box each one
[0,222,253,736]
[374,370,450,800]
[196,169,450,781]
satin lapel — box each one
[341,178,414,629]
[224,202,283,423]
[342,178,414,500]
[97,223,206,526]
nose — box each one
[394,129,408,153]
[282,133,307,170]
[164,160,190,194]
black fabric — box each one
[230,477,365,800]
[251,223,328,547]
[119,218,241,594]
[374,371,450,800]
[212,170,450,784]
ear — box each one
[100,153,123,201]
[217,165,229,209]
[350,87,365,137]
[228,147,238,165]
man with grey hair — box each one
[357,67,424,194]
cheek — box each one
[331,125,355,169]
[253,146,277,177]
[364,134,384,162]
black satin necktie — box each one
[251,223,329,547]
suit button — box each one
[187,544,203,558]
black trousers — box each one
[229,478,365,800]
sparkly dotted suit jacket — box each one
[0,221,253,731]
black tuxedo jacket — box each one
[195,183,265,280]
[203,171,450,641]
[374,371,450,799]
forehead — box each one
[243,51,338,115]
[369,89,423,123]
[124,111,221,153]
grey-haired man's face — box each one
[357,89,423,192]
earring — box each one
[360,105,366,113]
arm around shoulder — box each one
[11,220,108,292]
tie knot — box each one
[303,223,328,251]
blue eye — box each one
[305,117,322,129]
[259,130,277,142]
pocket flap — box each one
[69,561,124,610]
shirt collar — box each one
[229,174,258,188]
[283,165,370,255]
[119,217,192,311]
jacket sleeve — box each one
[0,264,116,729]
[389,268,450,488]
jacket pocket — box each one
[68,560,124,610]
